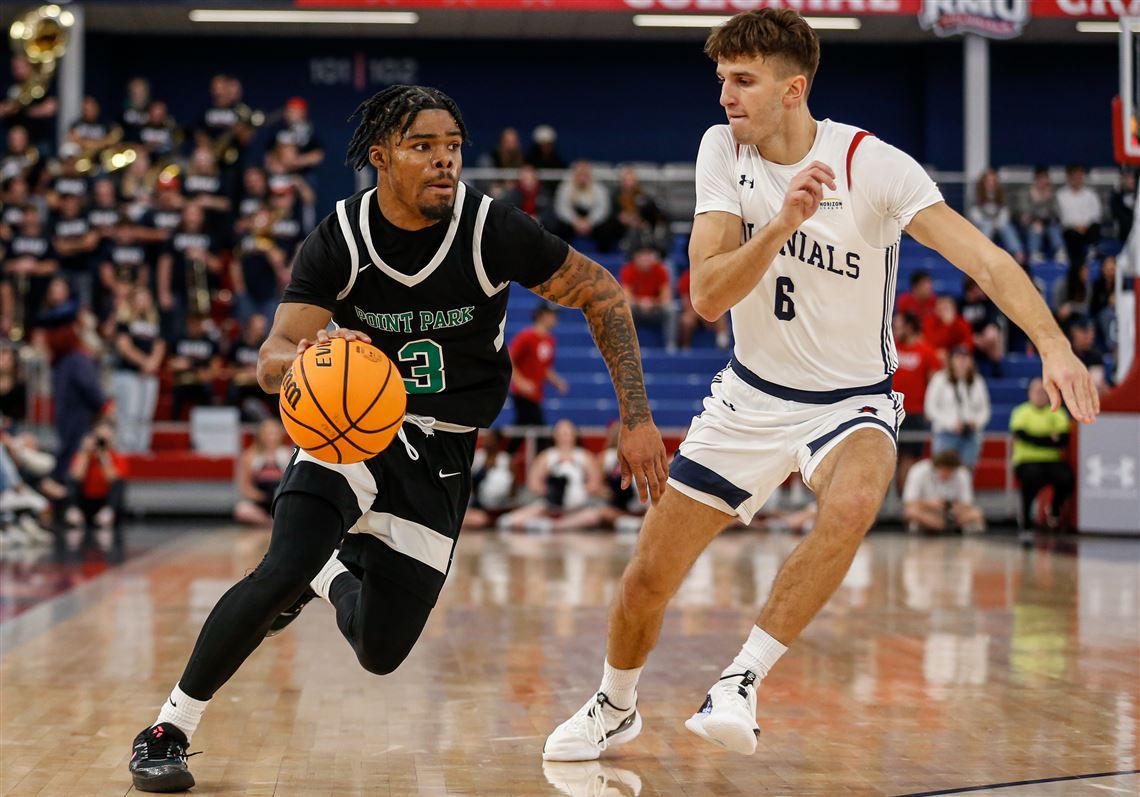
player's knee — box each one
[355,641,413,677]
[830,488,883,533]
[247,556,319,603]
[621,560,674,610]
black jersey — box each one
[281,182,567,428]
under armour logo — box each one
[858,406,879,415]
[739,174,754,188]
[1086,455,1137,489]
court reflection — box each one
[0,528,1135,797]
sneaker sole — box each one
[131,768,195,793]
[684,713,759,755]
[542,710,643,762]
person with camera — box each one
[924,345,991,471]
[901,450,985,534]
[67,418,126,549]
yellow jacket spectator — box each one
[1009,378,1074,529]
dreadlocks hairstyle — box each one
[345,84,469,172]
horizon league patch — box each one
[918,0,1030,39]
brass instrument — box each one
[8,5,73,107]
[97,118,187,176]
[186,249,211,318]
[75,125,124,174]
[8,274,29,342]
[248,207,285,254]
[211,107,279,166]
[98,142,138,174]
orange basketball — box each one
[278,337,407,464]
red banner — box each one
[297,0,1130,18]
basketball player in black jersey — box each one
[127,85,668,792]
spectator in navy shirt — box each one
[42,301,107,483]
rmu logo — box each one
[918,0,1029,40]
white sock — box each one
[154,685,210,743]
[599,660,642,712]
[311,552,348,603]
[722,626,787,681]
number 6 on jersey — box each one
[774,276,795,321]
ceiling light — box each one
[633,14,861,30]
[1076,20,1140,34]
[188,9,419,24]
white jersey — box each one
[695,120,943,398]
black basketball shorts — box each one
[272,421,477,605]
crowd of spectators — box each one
[892,160,1130,531]
[1,67,324,549]
[880,163,1125,533]
[967,164,1125,376]
[1,69,1127,542]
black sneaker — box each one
[129,722,195,793]
[266,586,317,638]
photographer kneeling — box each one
[67,419,127,549]
[902,450,986,534]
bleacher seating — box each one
[495,234,1048,438]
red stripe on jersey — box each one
[846,131,873,189]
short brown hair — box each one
[705,9,820,94]
[932,450,962,470]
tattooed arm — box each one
[530,247,668,501]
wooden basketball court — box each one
[1,527,1137,796]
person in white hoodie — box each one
[924,346,991,470]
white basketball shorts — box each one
[667,358,905,523]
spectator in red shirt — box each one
[508,304,567,427]
[892,312,941,492]
[897,270,936,323]
[620,246,677,352]
[501,165,552,227]
[678,269,730,349]
[922,295,973,360]
[67,418,126,551]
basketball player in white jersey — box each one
[545,8,1099,760]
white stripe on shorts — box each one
[294,448,376,518]
[351,511,453,574]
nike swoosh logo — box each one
[169,698,178,708]
[439,470,460,479]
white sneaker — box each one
[684,671,761,755]
[17,515,53,545]
[542,761,643,797]
[543,692,642,762]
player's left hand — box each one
[618,421,669,504]
[1041,343,1100,424]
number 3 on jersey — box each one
[398,339,445,394]
[774,276,796,321]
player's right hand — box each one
[295,327,372,356]
[778,161,837,230]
